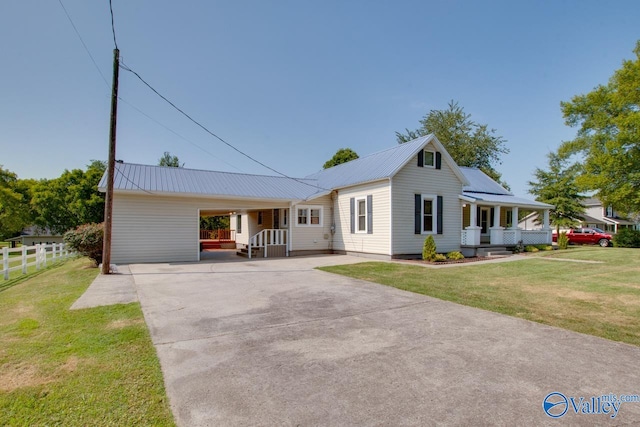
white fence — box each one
[2,243,76,280]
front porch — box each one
[460,201,553,254]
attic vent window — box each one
[423,150,435,167]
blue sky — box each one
[2,1,639,197]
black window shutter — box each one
[476,206,481,227]
[435,152,442,169]
[490,208,495,228]
[417,150,424,167]
[367,195,373,234]
[414,194,421,234]
[437,196,443,234]
[350,198,355,234]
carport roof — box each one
[98,162,324,200]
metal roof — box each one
[306,134,468,189]
[98,163,323,200]
[460,167,512,195]
[462,192,553,209]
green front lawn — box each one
[319,247,640,346]
[0,258,175,426]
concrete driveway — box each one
[128,255,640,426]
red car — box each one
[553,228,613,247]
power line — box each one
[109,0,118,49]
[57,0,110,89]
[119,61,329,191]
[118,97,244,173]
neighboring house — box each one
[6,226,64,248]
[519,197,638,234]
[98,135,553,263]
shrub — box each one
[557,232,569,250]
[64,223,104,266]
[422,235,437,262]
[446,251,465,260]
[613,229,640,248]
[535,245,553,251]
[524,245,539,252]
[434,253,447,262]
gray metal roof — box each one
[460,167,512,195]
[306,134,469,189]
[462,192,553,209]
[98,162,323,200]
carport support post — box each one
[102,48,120,275]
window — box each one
[257,211,263,225]
[296,206,323,227]
[423,198,434,232]
[298,208,308,225]
[236,215,242,234]
[282,209,288,226]
[506,210,513,227]
[414,194,440,234]
[356,197,367,232]
[423,150,435,167]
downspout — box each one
[388,177,393,257]
[330,190,337,252]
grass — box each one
[0,258,175,426]
[319,247,640,346]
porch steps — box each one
[476,247,513,257]
[236,245,262,258]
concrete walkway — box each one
[71,254,640,425]
[70,265,137,309]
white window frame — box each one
[355,196,367,233]
[236,215,242,234]
[423,150,435,168]
[296,205,323,227]
[421,194,437,234]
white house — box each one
[99,135,553,263]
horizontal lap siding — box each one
[112,193,287,263]
[333,181,391,255]
[391,143,463,254]
[291,195,332,251]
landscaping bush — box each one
[434,253,447,262]
[446,251,465,260]
[613,229,640,248]
[64,222,103,266]
[535,244,553,251]
[557,232,569,250]
[422,235,437,262]
[524,245,539,252]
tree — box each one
[323,148,359,169]
[528,151,586,235]
[158,152,183,167]
[0,166,32,239]
[30,161,106,234]
[559,41,640,214]
[396,100,509,187]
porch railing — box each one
[248,229,288,258]
[462,228,552,246]
[200,229,235,241]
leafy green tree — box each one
[0,166,32,239]
[31,161,106,234]
[528,151,586,235]
[323,148,359,169]
[200,216,230,230]
[559,41,640,214]
[158,152,183,167]
[396,100,509,187]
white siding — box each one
[333,180,391,255]
[112,193,286,263]
[391,142,464,255]
[291,195,332,252]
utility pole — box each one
[102,48,119,274]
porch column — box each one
[464,203,481,246]
[511,207,519,229]
[542,209,552,244]
[490,205,504,244]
